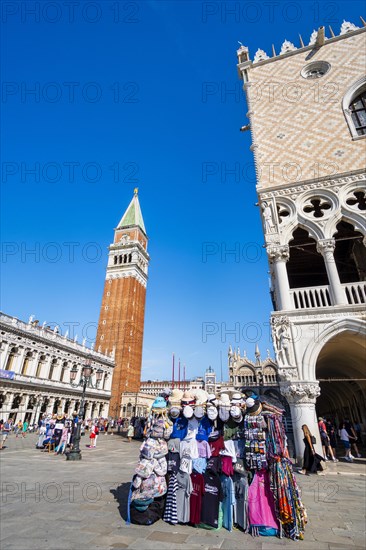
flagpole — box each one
[172,353,175,389]
[178,359,181,389]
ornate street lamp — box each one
[66,361,103,461]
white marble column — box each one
[19,394,30,422]
[47,396,56,416]
[267,245,292,310]
[280,381,322,464]
[317,239,348,305]
[14,348,27,374]
[0,342,10,370]
[28,351,40,377]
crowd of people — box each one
[299,417,363,475]
[0,415,122,453]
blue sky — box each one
[1,0,364,381]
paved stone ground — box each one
[0,433,365,550]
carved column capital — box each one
[316,238,335,256]
[280,382,321,404]
[267,244,289,262]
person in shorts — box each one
[339,423,353,462]
[0,420,11,450]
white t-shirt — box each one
[180,438,199,459]
[339,428,349,441]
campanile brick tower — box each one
[96,189,149,417]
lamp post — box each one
[66,361,103,461]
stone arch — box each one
[287,226,328,289]
[281,219,324,246]
[302,317,366,381]
[342,75,366,139]
[326,210,366,240]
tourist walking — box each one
[318,418,338,462]
[89,423,99,448]
[298,425,324,475]
[15,420,23,437]
[344,419,361,458]
[339,423,353,462]
[22,420,29,438]
[127,422,134,442]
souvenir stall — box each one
[127,389,307,540]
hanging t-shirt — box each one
[167,451,180,474]
[176,471,193,523]
[171,417,188,440]
[197,440,211,458]
[196,416,212,441]
[163,473,178,524]
[180,438,199,459]
[192,457,207,474]
[209,436,225,457]
[201,472,223,528]
[221,474,236,532]
[220,440,237,462]
[206,456,222,475]
[190,472,205,525]
[233,472,249,531]
[221,456,234,477]
[185,417,200,440]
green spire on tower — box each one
[117,188,147,234]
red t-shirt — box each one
[209,436,225,457]
[190,472,205,524]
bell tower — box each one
[96,189,149,417]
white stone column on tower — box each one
[316,239,348,305]
[280,381,322,464]
[267,245,292,310]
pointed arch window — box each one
[349,91,366,136]
[343,77,366,139]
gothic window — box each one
[114,256,117,265]
[5,347,17,370]
[349,90,366,136]
[343,77,366,139]
[287,228,328,289]
[333,221,366,284]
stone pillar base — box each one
[280,381,322,464]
